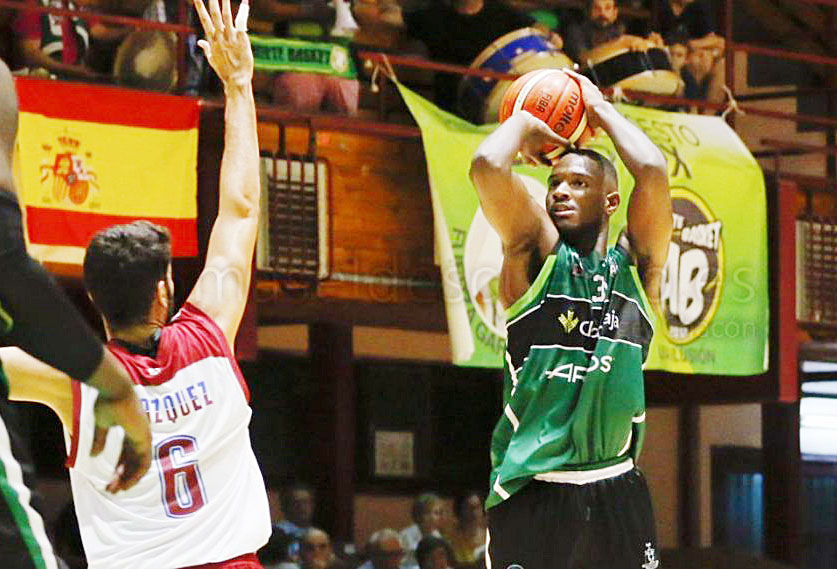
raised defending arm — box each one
[187,0,259,347]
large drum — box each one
[458,27,572,124]
[582,39,683,95]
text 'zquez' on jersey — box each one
[64,303,271,569]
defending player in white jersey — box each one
[0,0,271,567]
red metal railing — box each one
[3,0,837,171]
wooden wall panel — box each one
[257,121,440,307]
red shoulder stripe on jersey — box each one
[180,303,251,402]
[105,303,250,401]
[65,380,82,469]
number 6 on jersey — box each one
[156,435,207,517]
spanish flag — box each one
[15,78,199,266]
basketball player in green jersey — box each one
[470,69,672,569]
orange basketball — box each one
[499,69,592,159]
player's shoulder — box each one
[161,303,232,361]
[109,303,233,385]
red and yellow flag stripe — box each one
[14,78,199,265]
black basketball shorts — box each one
[486,468,661,569]
[0,190,102,383]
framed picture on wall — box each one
[373,430,415,478]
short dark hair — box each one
[453,489,484,520]
[83,221,171,330]
[560,148,619,192]
[281,482,316,513]
[415,536,454,569]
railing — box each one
[2,0,837,189]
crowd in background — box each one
[0,0,726,118]
[48,482,489,569]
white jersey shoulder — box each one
[65,303,270,569]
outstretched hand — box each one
[193,0,253,87]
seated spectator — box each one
[399,492,445,569]
[415,536,455,569]
[277,482,318,562]
[400,0,561,116]
[267,527,346,569]
[358,529,408,569]
[1,9,15,63]
[13,0,100,80]
[662,0,725,105]
[563,0,662,63]
[251,0,360,115]
[446,491,486,567]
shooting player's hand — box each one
[562,68,608,129]
[516,111,569,166]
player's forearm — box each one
[590,101,667,183]
[220,82,260,218]
[85,351,136,402]
[471,112,532,188]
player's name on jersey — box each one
[138,381,214,425]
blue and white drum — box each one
[458,27,572,124]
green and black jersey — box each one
[487,241,654,509]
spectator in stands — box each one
[251,0,360,115]
[563,0,662,63]
[358,529,408,569]
[399,492,445,569]
[268,527,345,569]
[276,482,318,562]
[260,486,289,566]
[1,8,15,63]
[661,0,725,105]
[399,0,561,116]
[415,536,455,569]
[660,0,722,51]
[446,490,486,567]
[14,0,100,80]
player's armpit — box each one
[1,347,74,429]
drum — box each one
[458,27,572,124]
[113,30,178,93]
[583,40,682,96]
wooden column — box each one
[308,322,355,542]
[678,404,700,547]
[762,401,801,566]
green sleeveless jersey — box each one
[487,241,654,509]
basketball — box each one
[499,69,591,158]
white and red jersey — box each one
[65,303,271,569]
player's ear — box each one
[605,189,620,216]
[155,279,169,307]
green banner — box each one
[249,35,357,78]
[398,83,768,375]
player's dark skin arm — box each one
[564,70,672,312]
[469,112,567,309]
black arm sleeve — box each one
[0,190,103,381]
